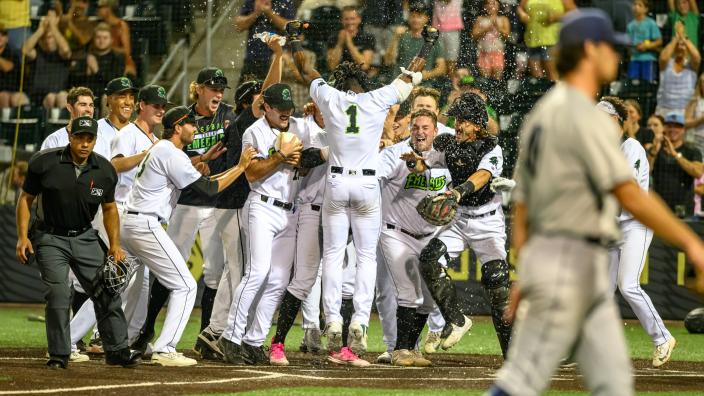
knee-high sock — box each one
[341,298,354,347]
[200,286,217,332]
[395,306,416,350]
[273,291,302,344]
[141,278,170,334]
[409,311,429,350]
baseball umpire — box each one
[16,116,141,369]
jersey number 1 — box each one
[345,105,359,135]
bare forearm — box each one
[291,42,321,85]
[262,53,283,90]
[423,60,446,80]
[51,26,71,58]
[101,203,121,249]
[235,13,260,32]
[111,152,147,173]
[16,193,34,239]
[215,165,246,192]
[383,35,400,65]
[678,157,704,178]
[22,28,43,57]
[245,156,284,182]
[327,47,343,69]
[0,58,14,73]
[265,11,288,31]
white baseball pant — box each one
[341,241,357,300]
[288,203,323,300]
[301,266,322,329]
[120,213,197,353]
[222,196,297,346]
[608,219,672,346]
[438,207,507,263]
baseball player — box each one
[269,101,328,365]
[402,92,512,357]
[120,106,255,367]
[377,109,451,367]
[218,83,305,366]
[285,20,435,366]
[489,10,704,396]
[597,96,676,367]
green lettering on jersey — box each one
[634,159,641,171]
[403,174,447,191]
[268,146,276,157]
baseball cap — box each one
[444,93,488,129]
[105,77,138,96]
[664,112,685,126]
[138,84,170,106]
[235,80,263,105]
[197,67,230,89]
[558,8,629,49]
[162,106,196,130]
[70,116,98,136]
[262,83,295,111]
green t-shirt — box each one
[395,33,444,79]
[670,10,700,48]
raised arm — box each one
[659,36,678,70]
[286,21,322,86]
[22,20,46,61]
[252,34,286,118]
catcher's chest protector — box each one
[445,137,498,207]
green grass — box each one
[195,390,704,396]
[2,305,703,363]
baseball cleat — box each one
[70,351,90,362]
[348,321,368,355]
[269,342,289,366]
[327,346,370,367]
[410,350,433,367]
[324,321,343,352]
[423,331,442,354]
[441,315,473,350]
[218,337,245,365]
[194,330,224,360]
[105,348,142,368]
[241,342,268,365]
[130,329,154,355]
[300,328,323,354]
[151,351,197,367]
[87,337,104,354]
[376,351,392,364]
[391,349,415,367]
[46,358,66,370]
[653,337,676,368]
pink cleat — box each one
[269,342,289,366]
[327,346,370,367]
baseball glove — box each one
[102,255,138,297]
[417,192,459,226]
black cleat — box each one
[218,337,245,365]
[130,329,154,355]
[105,348,142,368]
[241,342,268,365]
[46,356,67,370]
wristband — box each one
[454,180,476,198]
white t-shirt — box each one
[297,115,328,205]
[309,77,400,171]
[40,122,114,159]
[111,123,158,203]
[242,116,306,203]
[379,140,452,235]
[126,140,202,222]
[619,137,649,222]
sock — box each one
[394,306,416,350]
[409,312,430,350]
[71,290,89,316]
[142,278,170,335]
[272,291,302,344]
[341,298,354,347]
[200,286,217,332]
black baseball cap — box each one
[444,93,488,129]
[138,84,170,106]
[558,8,630,49]
[105,77,138,96]
[163,106,196,130]
[235,80,263,106]
[70,116,98,136]
[197,67,230,89]
[262,83,295,110]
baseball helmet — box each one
[445,92,488,129]
[684,307,704,334]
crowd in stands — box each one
[2,0,704,218]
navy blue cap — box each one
[558,8,630,48]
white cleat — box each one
[348,321,368,355]
[653,337,676,368]
[376,351,392,364]
[441,315,472,350]
[423,331,442,354]
[324,321,343,352]
[152,352,198,367]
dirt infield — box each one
[0,349,703,395]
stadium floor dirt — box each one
[1,349,703,395]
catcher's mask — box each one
[102,255,138,297]
[329,61,378,92]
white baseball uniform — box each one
[40,119,114,159]
[375,139,451,352]
[222,116,305,347]
[120,139,204,354]
[111,122,158,204]
[608,137,672,347]
[310,77,401,327]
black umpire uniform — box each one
[16,117,140,369]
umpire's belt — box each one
[37,223,92,237]
[126,211,166,223]
[386,223,433,240]
[461,209,496,219]
[331,166,376,176]
[260,194,294,211]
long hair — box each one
[330,61,377,92]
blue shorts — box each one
[527,46,552,61]
[627,60,656,81]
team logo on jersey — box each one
[157,87,167,99]
[404,174,447,191]
[634,159,641,171]
[490,156,498,167]
[90,188,104,197]
[282,88,292,101]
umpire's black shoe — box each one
[105,348,142,368]
[241,342,268,365]
[46,356,67,370]
[218,337,245,365]
[130,329,154,354]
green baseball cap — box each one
[262,83,295,111]
[138,84,170,106]
[197,67,230,89]
[105,77,138,96]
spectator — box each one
[685,73,704,156]
[362,0,403,65]
[668,0,699,48]
[649,112,704,217]
[79,23,125,115]
[433,0,464,75]
[656,30,700,116]
[234,0,294,83]
[472,0,511,80]
[327,6,375,71]
[623,99,648,140]
[445,67,470,109]
[97,0,137,78]
[443,75,500,136]
[0,160,27,205]
[22,11,72,111]
[59,0,96,51]
[518,0,576,80]
[0,0,30,50]
[0,27,29,108]
[626,0,662,82]
[643,113,665,153]
[694,173,704,219]
[592,0,634,34]
[384,3,446,86]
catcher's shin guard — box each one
[481,259,512,357]
[419,238,464,326]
